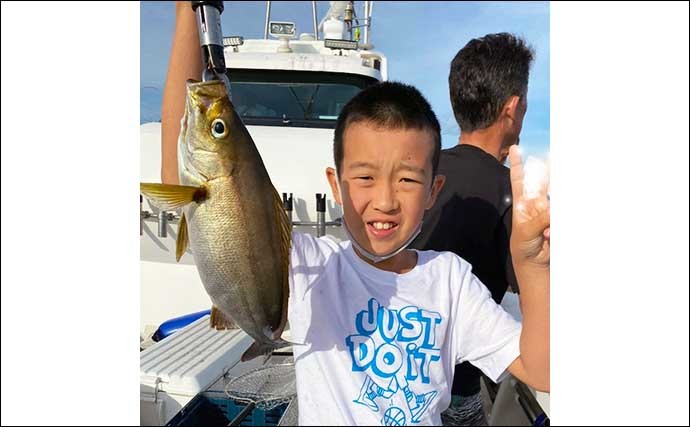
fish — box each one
[140,80,291,361]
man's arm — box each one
[505,146,550,392]
[161,1,202,184]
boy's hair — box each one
[334,81,441,179]
[449,33,534,133]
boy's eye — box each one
[400,178,420,184]
[356,176,373,181]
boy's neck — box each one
[353,247,418,274]
[458,127,504,161]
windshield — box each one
[227,69,378,128]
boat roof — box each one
[224,39,388,81]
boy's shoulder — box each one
[414,248,474,277]
[291,231,345,259]
[408,249,480,305]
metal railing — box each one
[141,193,341,238]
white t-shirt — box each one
[287,232,522,426]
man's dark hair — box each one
[334,81,441,178]
[449,33,534,132]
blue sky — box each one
[141,1,549,157]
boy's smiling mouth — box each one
[366,221,399,238]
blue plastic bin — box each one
[166,391,288,426]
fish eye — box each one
[211,119,228,138]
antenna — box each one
[264,1,272,39]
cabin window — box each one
[227,69,378,128]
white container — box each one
[139,315,253,426]
[323,17,345,40]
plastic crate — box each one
[167,391,288,426]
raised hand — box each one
[508,145,550,268]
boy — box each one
[285,82,549,425]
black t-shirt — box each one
[411,144,517,397]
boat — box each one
[139,2,549,425]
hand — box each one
[509,145,550,268]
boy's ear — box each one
[425,174,446,210]
[326,167,342,205]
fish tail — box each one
[240,339,291,362]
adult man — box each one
[412,33,535,426]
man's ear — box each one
[502,95,521,122]
[425,174,446,209]
[325,167,342,205]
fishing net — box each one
[277,396,299,426]
[224,362,297,411]
[440,392,487,426]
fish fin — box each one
[176,212,189,262]
[140,183,207,211]
[210,306,238,330]
[240,339,290,362]
[272,189,292,339]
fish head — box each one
[180,80,245,180]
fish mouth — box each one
[365,221,399,239]
[187,79,229,100]
[186,79,226,89]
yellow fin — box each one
[140,183,207,211]
[210,306,238,330]
[176,212,189,262]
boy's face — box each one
[326,121,445,259]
